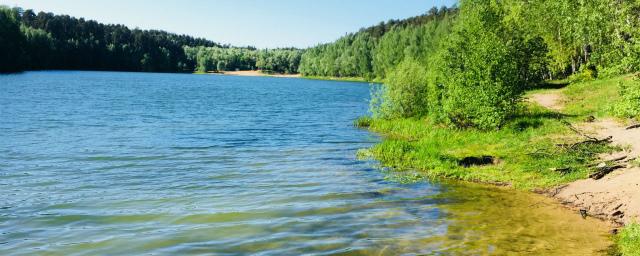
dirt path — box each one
[528,90,640,225]
[527,91,565,110]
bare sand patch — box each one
[529,89,640,225]
[555,119,640,225]
[527,91,565,110]
[221,70,301,78]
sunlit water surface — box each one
[0,71,611,255]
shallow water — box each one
[0,71,611,255]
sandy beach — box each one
[221,70,301,78]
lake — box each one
[0,71,611,255]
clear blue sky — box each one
[0,0,457,49]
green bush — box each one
[438,1,531,130]
[568,65,597,83]
[612,79,640,119]
[371,59,431,119]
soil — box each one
[529,91,640,225]
[554,119,640,225]
[527,91,565,110]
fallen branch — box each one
[589,165,626,180]
[557,136,613,150]
[626,124,640,130]
[561,120,599,141]
[588,156,629,167]
[607,155,628,162]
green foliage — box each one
[561,75,627,118]
[184,46,302,73]
[0,6,26,72]
[372,17,453,79]
[612,78,640,119]
[618,223,640,256]
[303,0,640,130]
[567,65,598,83]
[298,7,456,80]
[372,59,431,119]
[438,0,533,129]
[20,25,54,69]
[299,32,376,78]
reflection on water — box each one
[0,71,610,255]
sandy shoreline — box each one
[218,70,301,78]
[528,91,640,226]
[553,119,640,226]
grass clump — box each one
[353,116,373,128]
[359,104,615,190]
[618,223,640,256]
[372,59,431,119]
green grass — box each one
[618,223,640,256]
[563,75,632,118]
[360,105,615,190]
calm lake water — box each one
[0,71,612,255]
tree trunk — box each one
[583,44,591,64]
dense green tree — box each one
[438,0,534,129]
[0,7,26,72]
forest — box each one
[0,6,302,73]
[298,6,456,79]
[300,0,640,129]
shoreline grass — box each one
[358,105,616,190]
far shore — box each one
[216,70,301,78]
[196,70,376,83]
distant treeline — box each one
[184,46,302,74]
[0,6,302,73]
